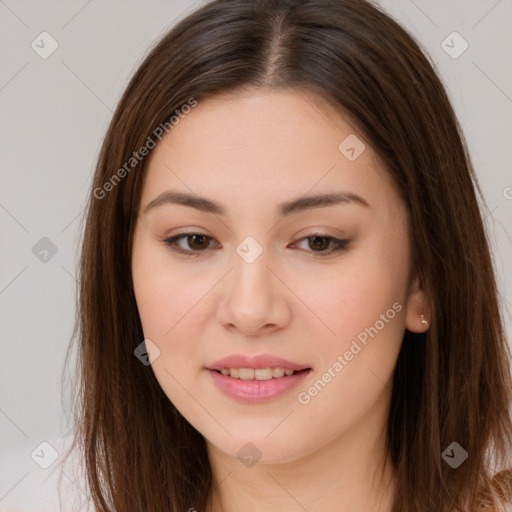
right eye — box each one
[163,233,219,257]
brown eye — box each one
[308,236,330,251]
[164,232,349,258]
[186,234,210,250]
[293,234,349,257]
[164,233,217,256]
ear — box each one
[405,274,431,333]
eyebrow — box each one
[143,189,370,217]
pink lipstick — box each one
[205,354,312,403]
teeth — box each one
[272,367,285,378]
[239,368,255,380]
[255,368,272,380]
[218,367,299,380]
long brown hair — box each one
[59,0,512,510]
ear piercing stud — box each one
[421,314,428,327]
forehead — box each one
[158,88,363,160]
[140,88,396,216]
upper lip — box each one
[207,354,311,371]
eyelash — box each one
[163,232,349,258]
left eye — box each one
[163,233,349,258]
[294,235,349,256]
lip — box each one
[206,354,310,372]
[206,368,312,403]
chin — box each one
[206,432,312,467]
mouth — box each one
[206,366,312,403]
[207,354,311,373]
[205,354,312,402]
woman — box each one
[59,0,512,510]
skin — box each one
[131,87,430,512]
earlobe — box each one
[405,274,431,333]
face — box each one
[131,88,428,465]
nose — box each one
[215,248,291,337]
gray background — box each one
[1,1,511,510]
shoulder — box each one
[477,469,512,511]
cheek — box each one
[132,240,206,341]
[296,246,408,406]
[302,259,406,350]
[292,275,405,447]
[131,246,209,410]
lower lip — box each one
[206,369,312,403]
